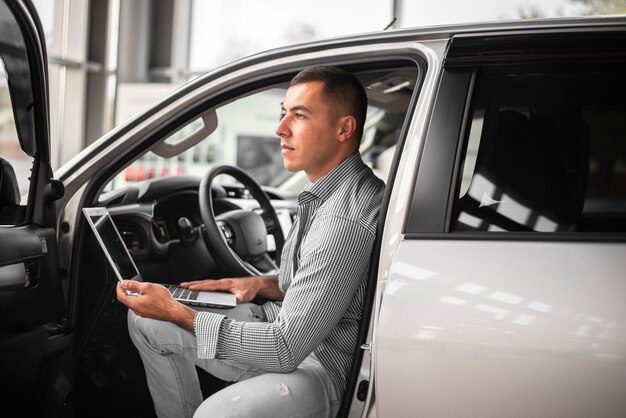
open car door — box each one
[0,0,71,415]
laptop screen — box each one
[83,208,140,281]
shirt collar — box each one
[298,153,364,205]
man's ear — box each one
[337,115,357,143]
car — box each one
[1,0,625,416]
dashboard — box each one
[94,175,296,280]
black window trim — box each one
[404,69,471,233]
[444,27,626,68]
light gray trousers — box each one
[127,303,341,418]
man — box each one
[116,66,385,417]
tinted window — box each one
[452,65,626,233]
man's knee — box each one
[126,310,149,349]
[126,310,162,349]
[127,309,145,336]
[192,394,230,418]
[193,367,337,418]
[127,310,199,357]
[193,387,258,418]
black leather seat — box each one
[0,157,25,224]
[454,108,589,232]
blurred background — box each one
[2,0,625,176]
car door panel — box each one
[373,28,626,417]
[0,226,70,411]
[376,239,626,418]
[0,226,46,265]
[0,227,66,323]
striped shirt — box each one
[194,153,385,395]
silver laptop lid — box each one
[82,207,143,282]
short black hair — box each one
[290,66,368,141]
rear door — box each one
[0,0,71,413]
[376,24,626,417]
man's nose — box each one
[275,116,289,137]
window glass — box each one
[104,67,416,194]
[0,58,31,224]
[106,88,289,191]
[453,65,626,233]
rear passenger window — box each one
[453,65,626,233]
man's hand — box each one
[180,276,283,303]
[116,280,196,332]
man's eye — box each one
[295,113,305,119]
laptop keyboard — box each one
[166,284,198,301]
[161,283,236,308]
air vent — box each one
[116,221,145,251]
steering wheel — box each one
[199,165,285,277]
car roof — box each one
[228,15,621,58]
[198,15,626,79]
[313,15,626,43]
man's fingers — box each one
[232,291,244,302]
[116,282,139,308]
[180,279,212,288]
[183,278,258,302]
[180,280,206,289]
[184,279,229,291]
[121,279,151,293]
[120,279,137,289]
[116,282,127,299]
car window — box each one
[105,88,289,191]
[104,67,416,194]
[0,58,31,224]
[452,64,626,233]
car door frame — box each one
[0,0,70,413]
[55,38,442,416]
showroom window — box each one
[452,65,626,233]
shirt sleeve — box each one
[194,311,227,358]
[194,214,376,373]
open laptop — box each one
[82,207,236,309]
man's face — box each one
[275,81,342,182]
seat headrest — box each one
[0,158,21,205]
